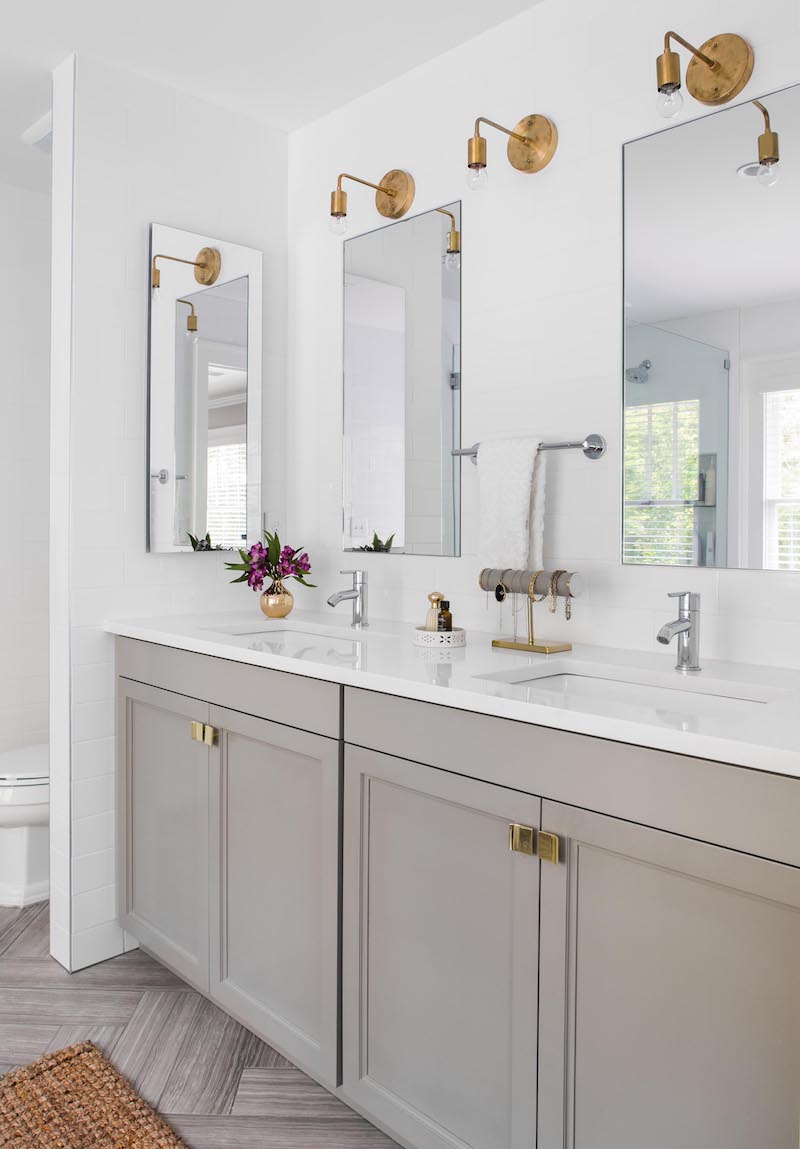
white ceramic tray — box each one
[413,626,467,648]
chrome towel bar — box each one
[452,433,606,465]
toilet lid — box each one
[0,743,49,786]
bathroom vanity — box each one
[111,613,800,1149]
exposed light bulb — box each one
[151,285,160,303]
[444,251,461,271]
[757,161,780,188]
[466,165,488,192]
[656,87,684,120]
[329,214,348,236]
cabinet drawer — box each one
[344,686,800,867]
[116,637,341,738]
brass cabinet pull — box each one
[509,823,535,855]
[190,722,218,745]
[536,831,561,865]
[508,824,562,863]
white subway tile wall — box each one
[0,182,50,752]
[286,0,800,668]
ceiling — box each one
[626,83,800,324]
[1,0,539,194]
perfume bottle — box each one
[436,601,453,632]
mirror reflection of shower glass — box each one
[174,277,248,550]
[623,82,800,570]
[342,202,461,556]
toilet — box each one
[0,743,49,907]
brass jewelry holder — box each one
[479,568,581,655]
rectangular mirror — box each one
[148,224,262,552]
[623,85,800,570]
[342,201,461,555]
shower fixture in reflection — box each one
[625,359,652,385]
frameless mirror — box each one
[342,202,461,555]
[147,224,262,552]
[624,84,800,569]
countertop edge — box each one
[104,619,800,780]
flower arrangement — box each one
[225,531,315,595]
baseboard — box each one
[0,878,49,908]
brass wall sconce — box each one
[466,114,558,191]
[151,247,222,300]
[738,100,781,188]
[436,208,461,271]
[177,298,199,339]
[656,31,754,119]
[329,170,416,236]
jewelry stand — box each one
[479,568,582,654]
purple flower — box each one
[247,568,264,592]
[295,552,311,573]
[278,559,297,578]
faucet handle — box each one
[668,590,700,610]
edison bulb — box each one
[656,87,683,119]
[466,165,488,192]
[151,285,160,303]
[329,214,348,236]
[444,251,461,271]
[757,161,780,188]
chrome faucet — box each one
[656,591,701,673]
[327,570,368,629]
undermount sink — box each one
[204,621,370,641]
[477,659,784,723]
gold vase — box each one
[259,583,294,619]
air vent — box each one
[21,111,53,156]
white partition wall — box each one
[49,53,287,970]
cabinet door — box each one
[342,745,540,1149]
[538,800,800,1149]
[209,706,340,1087]
[118,679,210,990]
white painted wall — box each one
[0,181,50,753]
[50,54,287,969]
[286,0,800,667]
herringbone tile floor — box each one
[0,902,396,1147]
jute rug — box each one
[0,1041,188,1148]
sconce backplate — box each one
[375,170,416,219]
[686,33,754,105]
[194,246,222,286]
[507,115,558,173]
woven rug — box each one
[0,1041,188,1148]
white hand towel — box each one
[478,437,547,570]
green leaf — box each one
[229,573,249,584]
[267,533,280,567]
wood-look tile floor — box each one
[0,903,396,1147]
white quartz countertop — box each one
[105,609,800,779]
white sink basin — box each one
[476,659,785,726]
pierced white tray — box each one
[413,626,467,648]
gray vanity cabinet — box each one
[208,705,340,1086]
[118,679,211,991]
[341,744,541,1149]
[537,800,800,1149]
[116,639,342,1089]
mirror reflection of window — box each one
[623,83,800,570]
[173,276,248,550]
[342,202,462,557]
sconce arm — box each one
[152,252,204,286]
[664,31,718,71]
[177,298,197,319]
[753,99,771,131]
[473,116,531,147]
[337,172,397,198]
